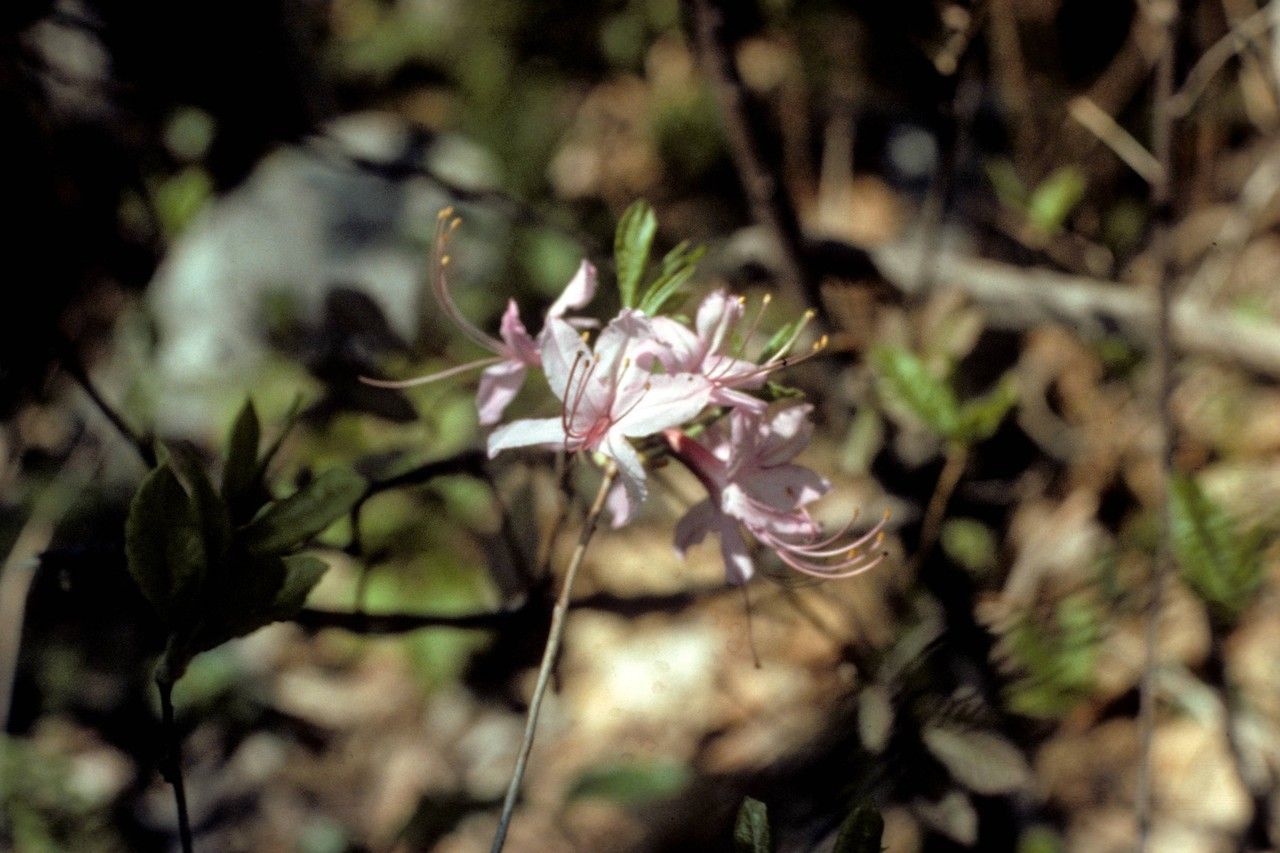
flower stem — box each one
[157,677,194,853]
[490,462,618,853]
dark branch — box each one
[684,0,821,314]
[57,343,156,468]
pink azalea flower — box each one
[665,403,887,584]
[643,290,820,413]
[365,210,597,425]
[488,310,712,527]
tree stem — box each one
[490,463,618,853]
[157,678,194,853]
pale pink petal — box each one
[487,417,568,458]
[694,289,743,355]
[716,516,755,584]
[603,432,647,527]
[498,300,540,365]
[540,318,590,402]
[738,464,829,511]
[721,482,817,537]
[756,403,815,466]
[673,499,718,555]
[643,317,701,371]
[591,309,654,380]
[476,360,527,425]
[710,387,768,413]
[547,260,598,318]
[614,373,712,438]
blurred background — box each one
[4,0,1280,850]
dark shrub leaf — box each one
[733,797,773,853]
[241,468,367,555]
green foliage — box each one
[1026,167,1087,235]
[125,464,206,627]
[614,200,658,308]
[986,160,1087,235]
[1170,473,1264,625]
[872,346,1018,446]
[733,797,773,853]
[639,241,706,315]
[152,166,213,239]
[0,736,122,852]
[833,802,884,853]
[940,518,998,575]
[221,398,261,510]
[124,400,364,680]
[241,469,367,555]
[565,759,690,806]
[1005,595,1101,719]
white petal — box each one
[487,417,567,458]
[603,432,647,527]
[540,318,590,402]
[615,373,712,438]
[548,260,598,318]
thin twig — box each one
[1067,96,1164,184]
[490,463,618,853]
[1136,2,1180,846]
[685,0,822,314]
[58,347,156,468]
[157,677,195,853]
[911,443,969,574]
[1172,4,1275,116]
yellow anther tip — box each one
[438,207,453,220]
[440,255,451,266]
[762,293,773,304]
[450,218,462,231]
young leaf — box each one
[222,398,261,504]
[733,797,773,853]
[833,803,884,853]
[955,374,1018,442]
[614,200,657,308]
[184,551,290,656]
[251,394,304,488]
[871,346,960,439]
[241,468,367,555]
[167,446,232,564]
[1027,166,1086,235]
[565,760,690,806]
[639,241,705,314]
[271,554,329,618]
[125,463,207,625]
[758,318,801,363]
[1170,473,1262,624]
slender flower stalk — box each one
[490,463,618,853]
[157,676,194,853]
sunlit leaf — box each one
[615,200,657,309]
[1027,166,1086,234]
[565,760,690,806]
[941,518,998,575]
[733,797,773,853]
[241,468,367,555]
[1170,473,1263,624]
[955,374,1018,442]
[639,241,705,315]
[871,345,959,438]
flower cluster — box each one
[381,209,886,584]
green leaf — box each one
[125,463,207,624]
[638,241,705,314]
[222,398,261,506]
[955,374,1018,442]
[758,316,804,363]
[271,555,329,618]
[1170,473,1262,624]
[184,551,289,656]
[614,200,657,308]
[733,797,773,853]
[985,158,1028,211]
[167,447,233,565]
[252,394,304,487]
[241,468,367,555]
[941,518,998,575]
[833,803,884,853]
[565,760,690,806]
[1027,166,1086,234]
[871,346,960,438]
